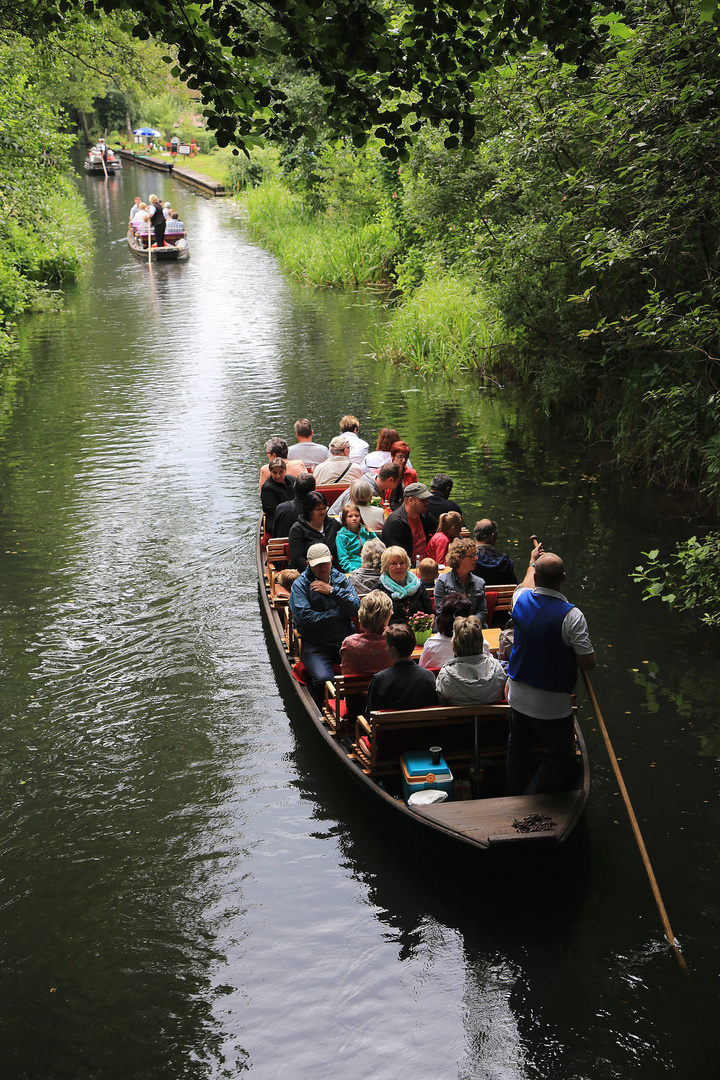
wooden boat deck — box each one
[412,790,584,846]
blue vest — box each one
[508,590,577,694]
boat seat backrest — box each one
[315,484,348,503]
[323,672,374,731]
[486,584,516,625]
[355,703,511,771]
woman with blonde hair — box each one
[340,590,394,675]
[379,545,433,624]
[436,616,507,705]
[434,536,488,626]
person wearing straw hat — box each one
[506,549,595,795]
[289,543,360,702]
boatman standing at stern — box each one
[506,548,594,795]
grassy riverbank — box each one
[0,50,94,419]
[243,180,399,286]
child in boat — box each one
[418,557,439,588]
[426,511,463,565]
[336,503,375,572]
[275,568,300,597]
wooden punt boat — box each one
[126,227,190,262]
[257,521,590,854]
[84,146,122,174]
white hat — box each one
[307,543,332,566]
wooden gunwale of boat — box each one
[257,520,590,853]
[126,228,190,261]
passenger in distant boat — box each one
[365,623,438,714]
[426,511,463,565]
[417,557,439,588]
[261,458,295,536]
[419,592,472,670]
[312,436,363,487]
[147,194,166,248]
[381,482,437,564]
[385,441,418,508]
[287,418,329,469]
[289,543,360,703]
[335,503,375,572]
[163,201,172,220]
[434,536,488,626]
[133,204,150,245]
[273,473,316,539]
[347,538,386,596]
[165,212,184,234]
[428,474,464,523]
[129,196,142,222]
[339,415,369,463]
[506,549,595,795]
[378,546,434,624]
[340,589,393,674]
[473,519,518,586]
[362,428,404,477]
[258,438,308,489]
[436,616,506,705]
[288,491,341,572]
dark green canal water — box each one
[0,158,718,1079]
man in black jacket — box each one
[428,474,464,522]
[381,482,437,563]
[273,474,316,538]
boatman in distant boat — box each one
[289,543,360,703]
[506,549,595,795]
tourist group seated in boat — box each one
[262,413,595,800]
[128,193,186,249]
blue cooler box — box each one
[401,751,453,803]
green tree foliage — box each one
[631,535,720,627]
[0,40,92,360]
[5,0,625,156]
[373,4,720,497]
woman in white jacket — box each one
[436,616,507,705]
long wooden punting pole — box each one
[530,535,690,976]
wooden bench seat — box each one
[266,537,290,598]
[486,584,516,626]
[353,703,511,776]
[323,673,374,735]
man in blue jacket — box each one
[506,548,595,795]
[289,543,360,702]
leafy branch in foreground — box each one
[630,535,720,627]
[3,0,619,156]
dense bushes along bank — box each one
[0,47,93,405]
[239,3,720,621]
